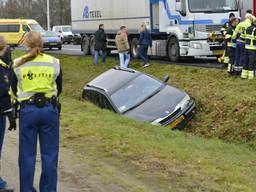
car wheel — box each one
[82,35,90,55]
[58,46,62,50]
[90,36,95,55]
[167,37,180,62]
[131,38,139,58]
[49,47,52,50]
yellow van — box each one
[0,19,44,46]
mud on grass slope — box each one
[54,54,256,148]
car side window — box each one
[85,90,114,112]
[22,25,30,32]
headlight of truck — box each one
[174,95,191,111]
[190,42,202,49]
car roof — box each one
[87,67,141,95]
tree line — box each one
[0,0,71,29]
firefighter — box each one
[226,17,240,74]
[11,31,62,192]
[242,18,256,79]
[232,14,254,75]
[220,13,235,64]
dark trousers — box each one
[227,47,236,73]
[235,41,246,71]
[244,50,256,71]
[228,47,236,65]
[139,45,149,65]
[19,104,59,192]
[0,115,6,189]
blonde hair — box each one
[245,13,255,21]
[140,23,147,33]
[0,36,7,56]
[15,31,43,67]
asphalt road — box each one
[17,44,223,69]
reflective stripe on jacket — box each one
[245,25,256,50]
[14,54,60,102]
[232,19,252,42]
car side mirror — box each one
[163,75,170,83]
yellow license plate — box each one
[213,50,224,56]
[168,115,185,129]
[50,43,57,45]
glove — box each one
[6,110,16,131]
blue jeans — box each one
[94,50,107,64]
[119,52,130,68]
[19,104,59,192]
[139,45,149,65]
[0,115,6,189]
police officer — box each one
[220,13,235,64]
[11,31,62,192]
[232,14,254,74]
[242,18,256,79]
[226,18,240,74]
[0,37,16,192]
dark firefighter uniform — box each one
[221,21,232,64]
[12,53,62,192]
[242,24,256,79]
[0,58,16,191]
[225,25,237,73]
[232,18,252,73]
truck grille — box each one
[195,24,223,33]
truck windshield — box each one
[188,0,238,13]
[62,27,72,32]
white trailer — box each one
[71,0,240,61]
[240,0,256,19]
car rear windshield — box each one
[0,24,20,32]
[41,31,58,37]
[111,74,163,113]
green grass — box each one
[13,51,256,191]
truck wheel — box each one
[58,45,62,50]
[90,36,95,55]
[82,35,90,55]
[167,37,180,62]
[131,38,139,58]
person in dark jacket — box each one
[0,46,12,66]
[0,36,16,191]
[138,23,152,68]
[94,24,107,65]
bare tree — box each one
[0,0,71,29]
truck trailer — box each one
[241,0,256,17]
[71,0,240,62]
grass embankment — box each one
[13,51,256,191]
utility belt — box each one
[20,93,59,109]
